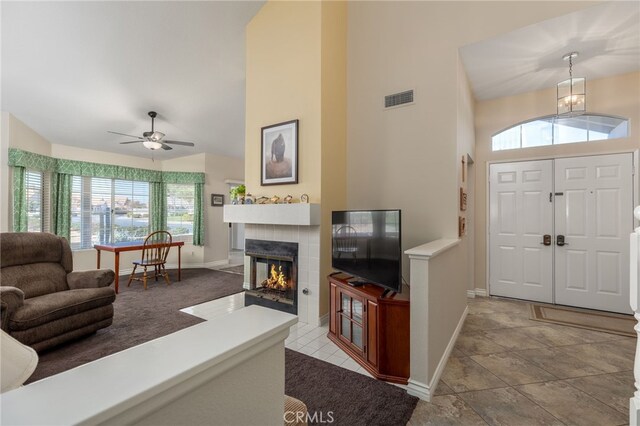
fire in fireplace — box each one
[245,239,298,315]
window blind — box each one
[166,183,195,239]
[71,176,150,249]
[25,170,44,232]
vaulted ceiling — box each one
[3,2,638,160]
[1,1,264,159]
[460,2,640,101]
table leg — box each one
[178,246,182,281]
[96,249,101,269]
[114,251,120,294]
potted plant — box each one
[230,184,246,204]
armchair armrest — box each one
[0,287,25,331]
[67,270,115,290]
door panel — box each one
[489,160,554,302]
[554,153,633,314]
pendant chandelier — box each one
[557,51,586,116]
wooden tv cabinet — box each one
[327,273,410,384]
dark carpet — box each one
[27,268,245,383]
[26,268,418,425]
[218,264,244,275]
[285,349,418,426]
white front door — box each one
[554,153,633,314]
[489,160,554,303]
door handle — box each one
[540,234,552,246]
[557,235,569,246]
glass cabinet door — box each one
[337,290,365,353]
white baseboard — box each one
[475,288,488,297]
[318,313,329,326]
[467,288,488,298]
[407,305,469,402]
[407,379,430,401]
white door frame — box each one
[486,149,639,302]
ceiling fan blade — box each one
[161,144,173,150]
[119,141,143,144]
[108,131,143,140]
[163,140,195,147]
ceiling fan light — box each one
[150,131,165,142]
[142,140,163,150]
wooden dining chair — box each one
[127,231,172,290]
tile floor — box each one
[182,287,636,426]
[409,296,635,426]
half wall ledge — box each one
[0,305,297,425]
[405,238,466,402]
[405,238,460,259]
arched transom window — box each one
[492,114,629,151]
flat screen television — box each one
[331,209,402,293]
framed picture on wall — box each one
[459,188,467,211]
[261,119,298,186]
[211,194,224,206]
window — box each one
[25,170,45,232]
[71,176,150,249]
[166,184,195,239]
[492,114,629,151]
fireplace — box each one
[245,239,298,315]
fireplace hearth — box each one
[245,239,298,315]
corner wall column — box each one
[630,206,640,424]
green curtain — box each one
[193,183,204,246]
[150,181,167,233]
[51,173,72,241]
[12,167,27,232]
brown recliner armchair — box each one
[0,232,116,352]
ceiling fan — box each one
[108,111,195,151]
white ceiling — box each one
[459,2,640,101]
[4,2,638,159]
[1,1,264,159]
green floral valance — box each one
[55,159,163,182]
[162,171,205,184]
[8,148,57,172]
[8,148,204,184]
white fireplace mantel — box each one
[223,204,320,226]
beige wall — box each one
[51,144,160,171]
[457,57,477,293]
[319,1,348,319]
[474,71,640,292]
[245,0,347,318]
[202,153,245,263]
[428,243,468,378]
[8,114,52,156]
[245,0,322,201]
[346,1,598,285]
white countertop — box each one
[0,305,297,425]
[405,238,460,258]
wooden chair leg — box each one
[143,266,148,290]
[154,265,159,282]
[127,265,138,287]
[162,264,171,286]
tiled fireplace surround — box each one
[243,224,321,326]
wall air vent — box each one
[385,90,414,109]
